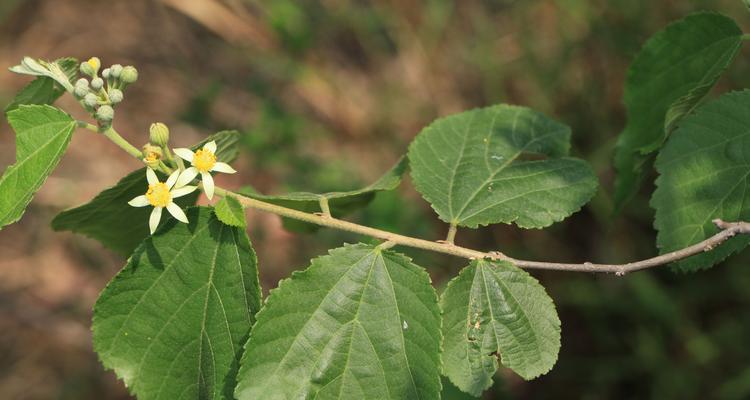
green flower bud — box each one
[84,93,98,108]
[80,57,101,77]
[75,78,89,88]
[96,105,114,122]
[102,68,111,79]
[108,88,124,104]
[91,77,104,90]
[74,85,89,98]
[110,64,123,78]
[121,66,138,84]
[149,122,170,146]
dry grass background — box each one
[1,0,749,399]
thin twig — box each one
[81,124,750,275]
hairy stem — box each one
[87,120,750,274]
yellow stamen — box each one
[87,57,100,70]
[192,149,216,173]
[146,182,171,207]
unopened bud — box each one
[121,66,138,84]
[96,105,114,122]
[102,68,111,79]
[75,78,89,88]
[91,77,104,90]
[80,57,100,77]
[142,144,163,168]
[74,85,89,98]
[110,64,123,78]
[149,122,170,146]
[84,93,98,108]
[109,88,124,104]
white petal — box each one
[149,207,163,234]
[211,162,236,174]
[175,167,199,188]
[202,172,215,200]
[128,195,150,207]
[166,170,180,189]
[171,185,197,199]
[173,148,194,162]
[146,168,158,185]
[167,202,189,223]
[204,140,217,154]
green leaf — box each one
[235,243,442,400]
[5,58,78,113]
[51,130,240,256]
[214,196,246,228]
[441,260,560,396]
[51,168,199,256]
[408,105,597,229]
[0,105,76,229]
[652,90,750,272]
[240,157,407,232]
[613,12,742,208]
[92,207,262,400]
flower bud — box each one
[91,77,104,90]
[84,93,99,108]
[96,105,114,122]
[80,57,100,77]
[75,78,89,88]
[120,66,138,84]
[110,64,123,78]
[102,68,111,79]
[108,88,124,104]
[74,85,89,99]
[149,122,170,146]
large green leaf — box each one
[5,57,78,113]
[441,260,560,396]
[51,130,239,256]
[652,90,750,272]
[613,12,742,208]
[0,105,76,229]
[408,105,597,229]
[240,157,407,232]
[235,243,441,400]
[92,207,262,400]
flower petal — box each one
[175,167,199,188]
[171,185,197,199]
[202,172,215,200]
[128,195,150,207]
[204,140,217,154]
[173,148,194,162]
[146,168,159,185]
[149,207,163,234]
[166,202,189,223]
[211,162,236,174]
[166,170,180,189]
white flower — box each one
[173,140,236,200]
[128,168,197,234]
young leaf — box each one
[92,207,262,400]
[441,260,560,396]
[235,243,441,400]
[653,90,750,272]
[613,12,743,208]
[5,57,78,113]
[51,130,239,256]
[240,157,407,232]
[51,168,199,256]
[408,105,597,229]
[0,105,76,229]
[214,196,246,228]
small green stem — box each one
[319,196,332,217]
[743,34,750,41]
[102,126,143,159]
[446,223,458,244]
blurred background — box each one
[1,0,750,399]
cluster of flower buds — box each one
[73,57,138,126]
